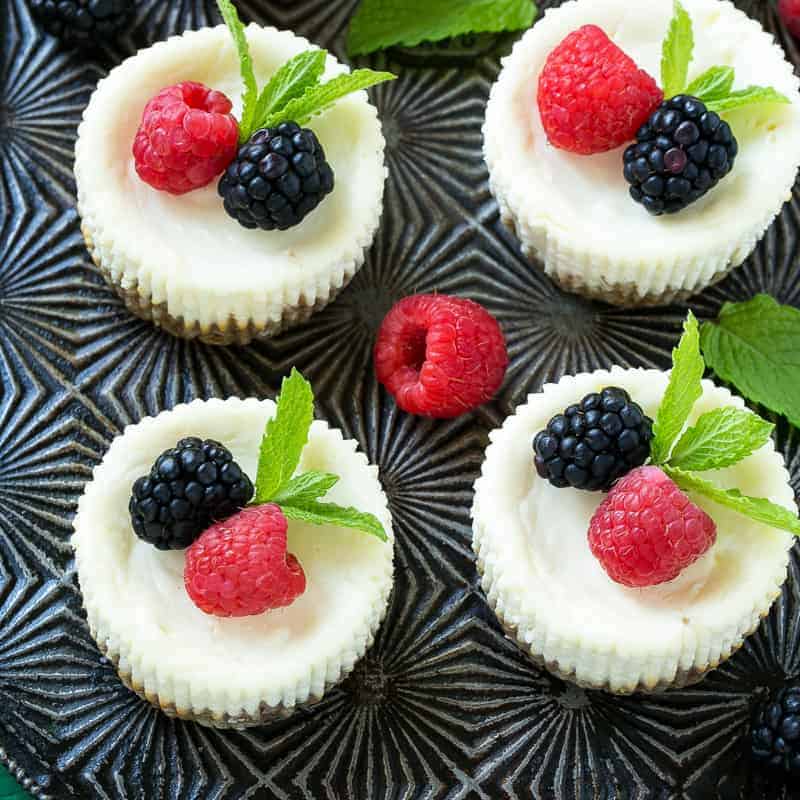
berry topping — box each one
[588,466,717,588]
[30,0,132,46]
[624,95,738,215]
[184,504,306,617]
[129,437,254,550]
[374,294,508,419]
[133,82,239,195]
[779,0,800,39]
[533,387,653,491]
[218,123,335,230]
[537,25,663,155]
[751,684,800,775]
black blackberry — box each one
[218,122,334,231]
[623,95,738,215]
[29,0,132,46]
[129,437,254,550]
[751,684,800,775]
[533,387,653,491]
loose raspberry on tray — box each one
[184,504,306,617]
[133,81,239,195]
[537,25,663,155]
[779,0,800,39]
[374,294,508,419]
[588,466,717,588]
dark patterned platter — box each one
[1,0,799,796]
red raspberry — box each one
[779,0,800,38]
[588,466,717,588]
[184,504,306,617]
[133,81,239,195]
[374,294,508,419]
[537,25,663,155]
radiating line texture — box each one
[0,0,797,798]
[0,0,100,209]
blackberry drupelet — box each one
[218,122,335,231]
[751,684,800,775]
[29,0,132,46]
[129,437,254,550]
[533,387,653,491]
[623,95,738,215]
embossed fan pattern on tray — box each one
[0,0,799,796]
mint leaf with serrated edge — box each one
[705,86,790,114]
[216,0,258,142]
[685,66,734,102]
[249,50,327,139]
[651,311,704,465]
[273,471,339,505]
[668,407,774,472]
[252,370,388,542]
[665,466,800,536]
[262,69,396,128]
[282,500,388,541]
[700,295,800,429]
[347,0,536,56]
[661,0,694,98]
[255,369,314,502]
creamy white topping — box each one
[473,369,795,689]
[73,399,394,717]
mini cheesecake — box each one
[75,25,387,345]
[472,368,796,693]
[73,398,394,727]
[484,0,800,306]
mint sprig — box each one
[649,310,800,538]
[661,0,694,99]
[253,50,327,133]
[215,0,395,142]
[665,467,800,536]
[253,369,388,542]
[700,295,800,429]
[255,368,314,502]
[685,66,734,102]
[347,0,537,57]
[668,407,774,472]
[650,311,704,464]
[217,0,258,140]
[262,69,397,129]
[659,1,789,118]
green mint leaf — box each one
[249,50,327,137]
[651,311,704,464]
[255,369,314,503]
[262,68,396,128]
[700,295,800,429]
[705,85,790,114]
[665,466,800,536]
[0,767,28,800]
[668,407,774,472]
[216,0,258,142]
[661,0,694,98]
[685,65,734,102]
[273,471,339,505]
[347,0,536,56]
[281,500,388,541]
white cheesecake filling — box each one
[73,398,394,720]
[75,25,386,331]
[473,368,796,690]
[484,0,800,301]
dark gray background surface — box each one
[0,0,799,796]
